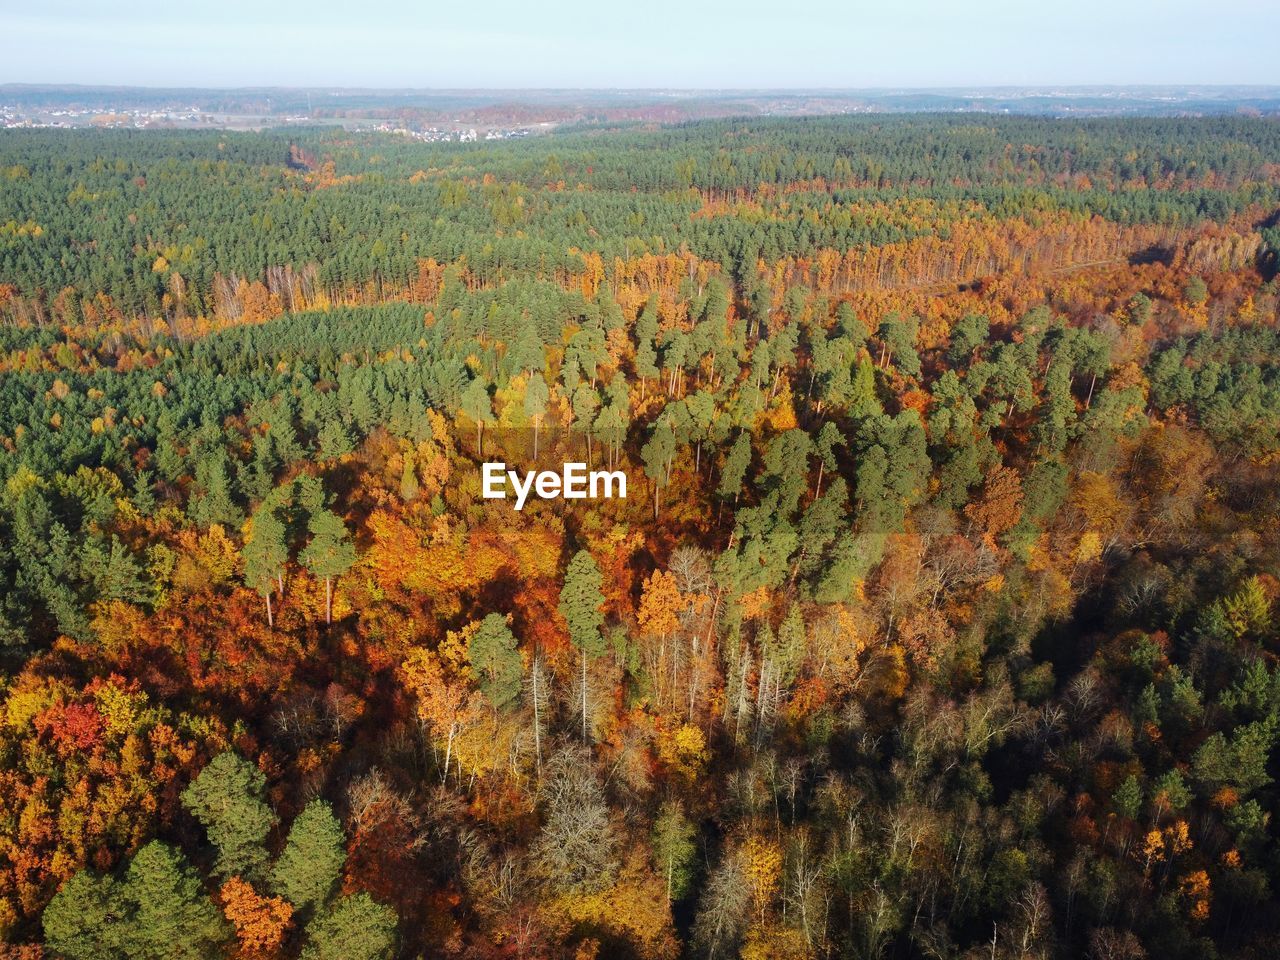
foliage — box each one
[3,117,1280,959]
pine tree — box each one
[1113,775,1143,820]
[132,467,157,515]
[190,449,242,529]
[243,503,288,627]
[794,477,849,588]
[652,799,698,902]
[45,842,230,960]
[571,383,600,463]
[849,355,880,418]
[524,372,550,460]
[642,421,677,518]
[509,322,545,376]
[718,431,752,505]
[813,421,844,499]
[634,298,661,395]
[301,893,398,960]
[180,752,277,881]
[317,418,354,459]
[461,376,492,456]
[123,842,228,960]
[468,613,523,711]
[559,550,605,741]
[42,870,126,960]
[271,800,346,915]
[299,508,356,625]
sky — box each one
[1,0,1277,89]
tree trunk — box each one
[325,576,332,625]
[688,633,699,720]
[532,658,543,776]
[265,592,273,629]
[581,647,589,742]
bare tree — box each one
[530,747,617,893]
[692,847,750,960]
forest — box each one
[0,114,1278,959]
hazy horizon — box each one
[4,0,1278,88]
[5,82,1280,94]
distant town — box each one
[376,124,539,142]
[0,100,549,139]
[3,84,1279,135]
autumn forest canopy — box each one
[0,114,1279,959]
